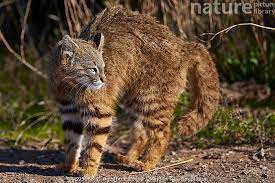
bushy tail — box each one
[178,45,220,136]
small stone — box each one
[261,173,268,178]
[19,160,25,165]
[185,166,195,171]
[63,176,69,181]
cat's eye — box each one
[90,67,98,75]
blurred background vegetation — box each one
[0,0,274,149]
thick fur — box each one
[48,6,220,178]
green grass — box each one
[0,121,63,146]
[0,61,62,147]
[215,39,275,89]
[195,107,275,146]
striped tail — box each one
[178,44,220,136]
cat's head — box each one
[57,33,106,90]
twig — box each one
[0,30,46,78]
[131,158,193,174]
[52,1,66,36]
[0,0,46,78]
[20,0,32,61]
[201,23,275,42]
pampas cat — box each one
[47,6,219,178]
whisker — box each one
[57,70,94,102]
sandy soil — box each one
[0,146,274,183]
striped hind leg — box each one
[118,118,171,172]
[135,120,171,171]
[59,102,83,173]
[125,99,173,171]
[114,120,148,165]
[114,96,173,171]
[81,109,113,178]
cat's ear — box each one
[61,35,79,58]
[92,32,105,54]
[60,35,78,64]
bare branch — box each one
[201,23,275,42]
[0,0,47,79]
[20,0,32,62]
[0,29,47,79]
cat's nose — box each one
[100,77,105,83]
[99,74,106,82]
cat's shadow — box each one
[0,147,133,176]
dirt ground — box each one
[0,145,274,183]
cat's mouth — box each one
[77,77,104,90]
[87,80,104,90]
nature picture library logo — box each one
[191,1,275,15]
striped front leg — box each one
[81,110,112,178]
[59,102,83,173]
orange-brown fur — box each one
[48,6,219,178]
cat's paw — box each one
[79,167,97,179]
[113,153,153,171]
[56,162,79,174]
[130,160,146,172]
[114,153,131,164]
[131,160,156,172]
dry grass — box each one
[64,0,92,37]
[130,158,194,174]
